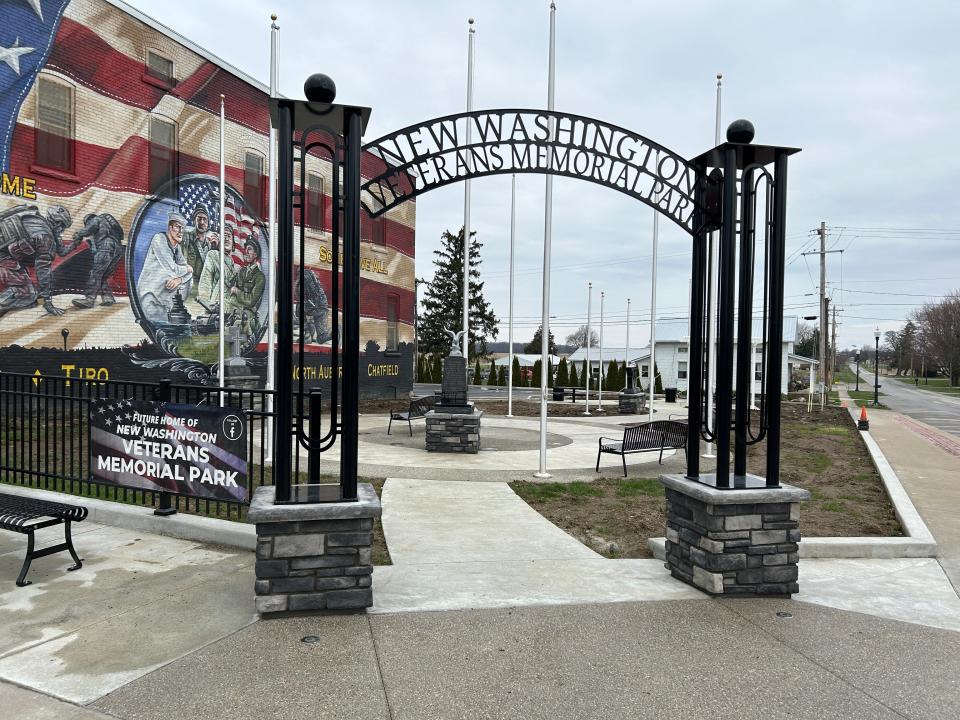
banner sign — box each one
[90,399,248,503]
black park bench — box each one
[388,395,439,436]
[0,492,87,587]
[596,419,688,477]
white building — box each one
[566,316,815,395]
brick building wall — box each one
[0,0,415,398]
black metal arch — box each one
[360,108,713,235]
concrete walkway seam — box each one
[0,484,256,551]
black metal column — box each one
[274,101,295,503]
[734,167,755,478]
[714,147,738,488]
[339,108,362,501]
[764,152,789,487]
[686,181,707,479]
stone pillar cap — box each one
[659,473,810,504]
[248,483,382,522]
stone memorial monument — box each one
[425,330,483,453]
[618,365,644,414]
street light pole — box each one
[873,328,881,406]
[584,282,592,416]
[597,291,604,411]
[855,350,860,392]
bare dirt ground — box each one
[511,402,902,559]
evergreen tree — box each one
[547,358,554,388]
[654,362,664,394]
[582,360,589,389]
[473,358,483,386]
[556,357,569,387]
[523,325,557,354]
[431,355,442,384]
[532,359,542,387]
[488,358,497,385]
[497,365,506,386]
[419,227,498,358]
[569,361,579,387]
[511,357,522,388]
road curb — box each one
[0,484,256,550]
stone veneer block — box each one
[248,485,381,615]
[618,392,644,415]
[659,474,810,597]
[425,410,483,454]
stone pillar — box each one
[618,392,643,415]
[659,474,810,597]
[248,484,381,614]
[425,410,482,453]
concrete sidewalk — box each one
[88,599,960,720]
[865,409,960,594]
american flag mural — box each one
[0,0,416,397]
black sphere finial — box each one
[304,73,336,103]
[726,119,755,144]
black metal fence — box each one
[0,371,295,520]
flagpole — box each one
[583,281,592,417]
[218,93,226,405]
[507,172,516,418]
[597,290,604,411]
[535,0,557,477]
[462,18,475,363]
[625,297,631,377]
[649,194,658,422]
[265,12,279,462]
[704,72,722,457]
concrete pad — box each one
[0,523,255,704]
[367,601,907,720]
[0,680,115,719]
[93,615,388,720]
[0,524,248,658]
[797,558,960,633]
[720,598,960,720]
[371,557,703,613]
[0,569,256,704]
[381,478,599,564]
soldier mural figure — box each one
[196,222,237,309]
[295,266,330,344]
[0,204,74,317]
[137,211,193,324]
[71,213,123,309]
[226,239,265,333]
[183,206,219,292]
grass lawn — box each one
[895,376,960,396]
[511,402,901,559]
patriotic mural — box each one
[124,175,271,381]
[0,0,416,397]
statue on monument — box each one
[445,328,466,357]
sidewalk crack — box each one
[366,614,395,720]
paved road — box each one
[852,365,960,437]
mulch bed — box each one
[361,397,631,418]
[511,402,902,559]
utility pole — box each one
[831,302,837,387]
[818,221,827,392]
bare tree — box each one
[911,292,960,386]
[565,325,599,351]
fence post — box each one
[153,378,176,516]
[306,389,322,486]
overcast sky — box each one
[131,0,960,351]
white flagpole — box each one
[462,18,475,363]
[649,201,658,422]
[507,173,516,417]
[218,93,226,405]
[535,1,556,478]
[597,291,604,411]
[583,281,592,416]
[704,72,722,457]
[625,296,631,376]
[265,13,278,462]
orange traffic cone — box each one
[857,405,869,431]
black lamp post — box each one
[873,327,881,406]
[855,349,860,392]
